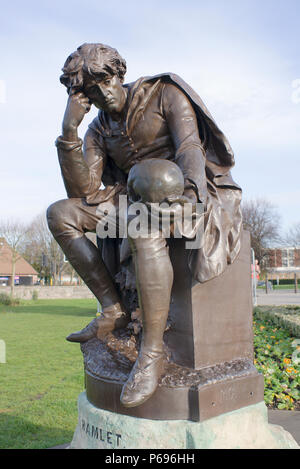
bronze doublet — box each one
[89,79,207,202]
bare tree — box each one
[286,222,300,247]
[0,219,31,297]
[23,213,68,286]
[242,197,282,267]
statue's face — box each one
[83,74,127,115]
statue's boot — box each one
[120,346,165,408]
[120,235,173,408]
[46,201,129,341]
[66,305,129,343]
[50,235,129,342]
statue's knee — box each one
[128,234,168,259]
[46,200,70,234]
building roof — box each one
[0,238,38,276]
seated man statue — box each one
[47,43,242,408]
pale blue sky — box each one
[0,0,299,232]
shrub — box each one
[255,306,300,339]
[272,279,300,286]
[0,293,20,306]
[31,290,39,301]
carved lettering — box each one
[81,419,122,446]
[91,426,98,439]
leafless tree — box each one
[23,213,68,286]
[242,197,282,268]
[285,222,300,247]
[0,219,31,297]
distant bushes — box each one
[255,306,300,338]
[0,290,38,304]
[31,290,39,301]
[0,293,20,306]
[271,279,300,286]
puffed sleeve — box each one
[55,127,106,199]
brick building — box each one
[0,238,38,286]
[266,246,300,280]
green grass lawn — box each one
[0,299,97,449]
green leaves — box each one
[253,310,300,410]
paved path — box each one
[268,410,300,445]
[256,290,300,306]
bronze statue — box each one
[47,43,242,409]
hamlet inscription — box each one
[81,419,122,447]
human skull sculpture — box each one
[127,159,184,204]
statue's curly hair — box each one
[60,43,127,94]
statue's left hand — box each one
[165,189,197,207]
[144,191,197,222]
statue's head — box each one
[60,43,126,92]
[60,43,127,114]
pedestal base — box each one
[69,392,299,449]
[82,337,264,421]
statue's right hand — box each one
[62,91,91,132]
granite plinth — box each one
[69,392,299,449]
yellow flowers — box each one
[253,311,300,410]
[285,367,298,374]
[283,358,298,373]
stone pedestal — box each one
[69,392,299,449]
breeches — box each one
[47,197,173,326]
[46,196,170,257]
